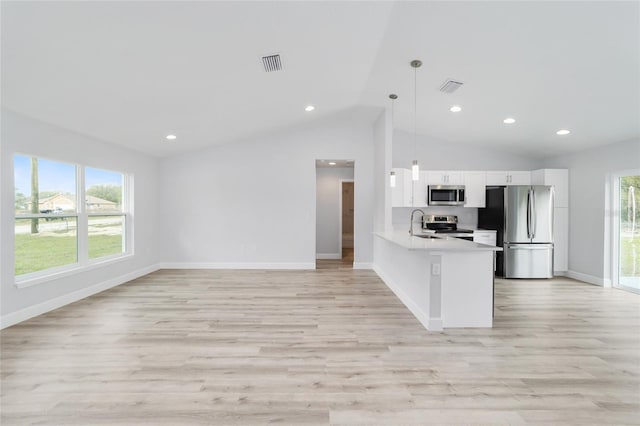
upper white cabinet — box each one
[531,169,568,208]
[412,172,429,207]
[426,171,464,185]
[391,168,413,207]
[486,171,531,186]
[463,171,486,208]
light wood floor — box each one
[1,270,639,425]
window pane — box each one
[14,154,77,215]
[619,175,640,290]
[88,215,124,259]
[15,217,78,275]
[85,168,123,212]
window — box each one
[14,154,131,283]
[86,167,125,259]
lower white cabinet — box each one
[473,230,497,246]
[554,207,568,273]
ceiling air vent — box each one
[439,79,464,93]
[262,54,282,72]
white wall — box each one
[159,108,376,268]
[392,128,542,228]
[393,129,542,171]
[0,110,160,321]
[316,166,354,258]
[542,138,640,284]
[373,108,393,233]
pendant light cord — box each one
[413,64,417,160]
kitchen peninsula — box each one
[373,231,502,331]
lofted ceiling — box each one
[2,1,639,158]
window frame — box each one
[13,154,133,288]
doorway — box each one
[315,160,354,270]
[340,180,354,263]
[613,172,640,293]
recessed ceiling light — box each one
[556,129,571,136]
[450,105,462,113]
[166,134,177,140]
[305,105,315,112]
[503,118,516,124]
[328,162,336,165]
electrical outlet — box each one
[431,263,441,276]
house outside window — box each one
[14,154,131,284]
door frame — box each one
[338,179,354,260]
[610,168,640,293]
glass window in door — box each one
[618,175,640,292]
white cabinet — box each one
[473,230,497,246]
[530,168,569,274]
[531,169,568,208]
[463,171,486,208]
[412,172,428,207]
[426,171,464,185]
[486,171,531,186]
[554,207,568,273]
[391,168,412,207]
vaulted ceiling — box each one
[2,1,638,158]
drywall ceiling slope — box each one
[3,2,638,158]
[1,1,393,156]
[360,1,640,158]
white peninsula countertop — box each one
[373,230,499,331]
[374,231,503,252]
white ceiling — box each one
[2,1,639,158]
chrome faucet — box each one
[409,209,425,236]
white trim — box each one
[316,253,341,260]
[1,263,160,329]
[353,262,373,270]
[159,262,316,270]
[373,264,441,331]
[566,270,607,286]
[15,253,135,288]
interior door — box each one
[342,182,354,249]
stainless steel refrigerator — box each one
[479,185,554,278]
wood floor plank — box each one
[1,269,639,425]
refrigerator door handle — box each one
[506,243,553,250]
[526,189,531,239]
[530,187,536,239]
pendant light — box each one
[389,93,398,188]
[410,59,422,181]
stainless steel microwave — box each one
[428,185,466,206]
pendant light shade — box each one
[389,93,398,188]
[410,59,422,181]
[412,160,419,181]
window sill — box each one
[14,253,134,289]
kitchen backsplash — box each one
[393,206,478,227]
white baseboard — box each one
[566,270,606,286]
[373,264,433,331]
[1,263,160,330]
[159,262,316,270]
[316,253,341,260]
[353,262,373,270]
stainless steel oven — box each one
[428,185,466,206]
